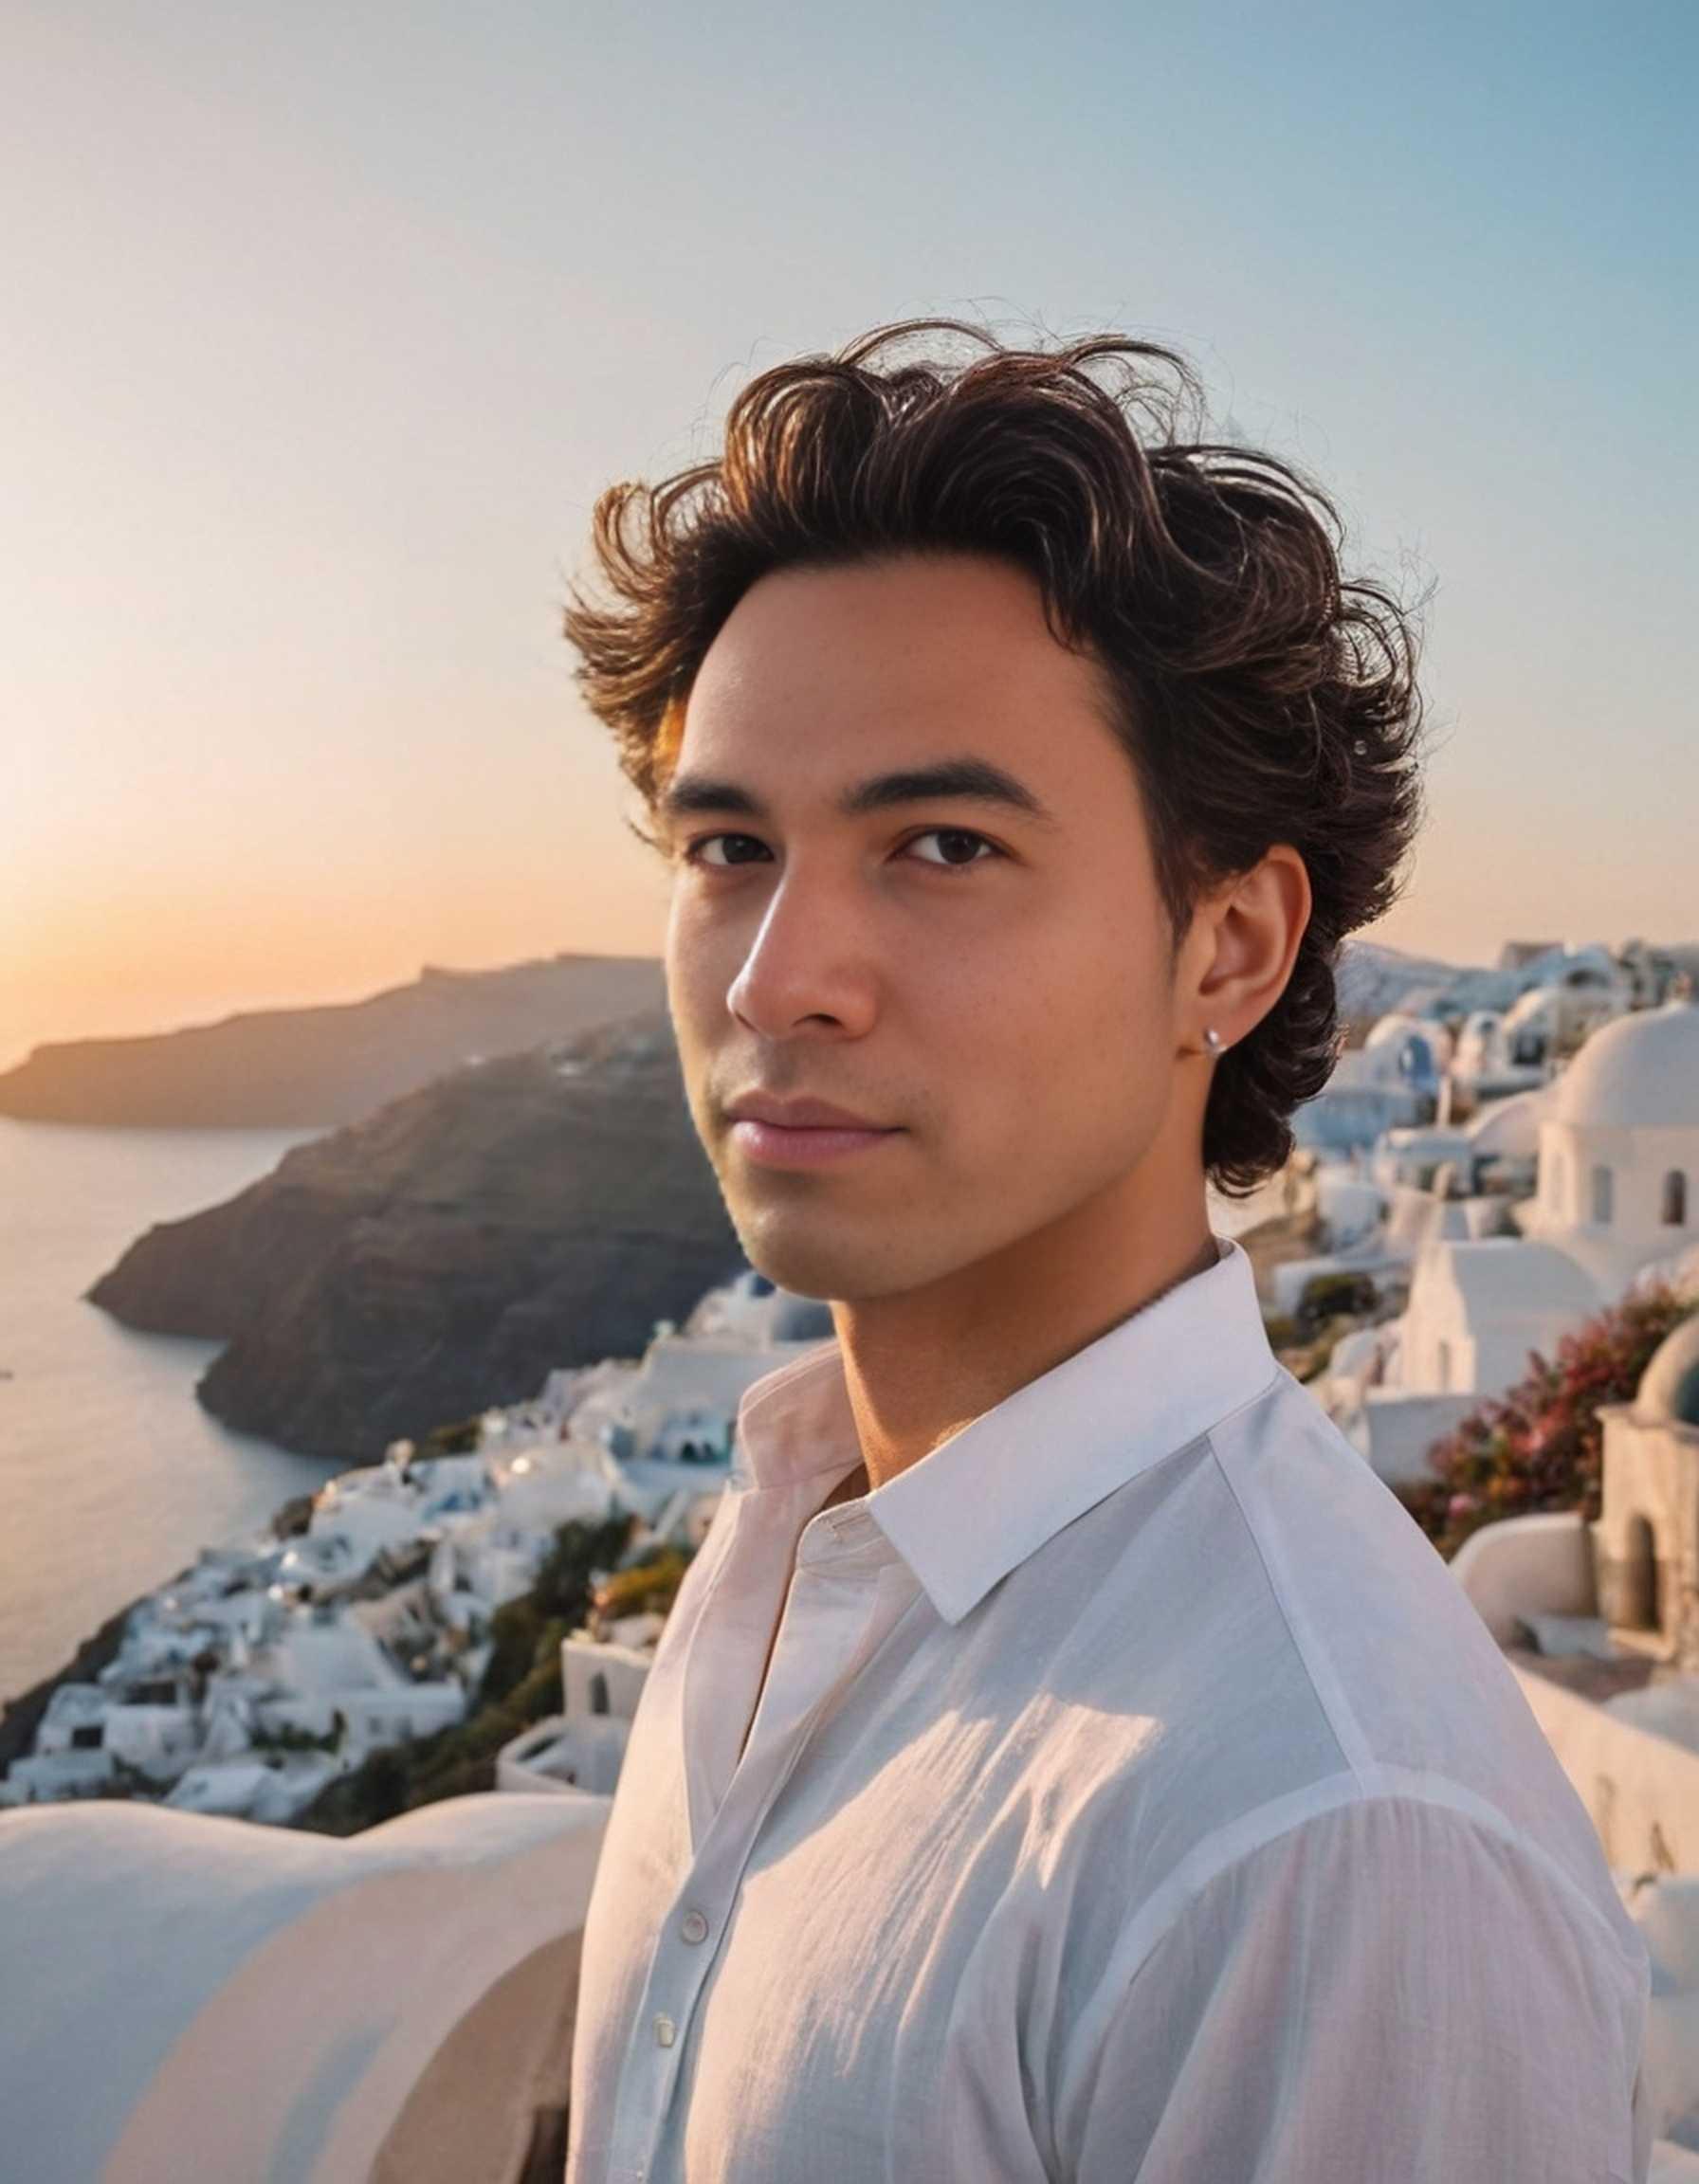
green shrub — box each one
[480,1512,635,1706]
[1297,1330,1346,1385]
[590,1550,690,1631]
[534,1513,637,1621]
[479,1597,546,1709]
[250,1711,344,1756]
[1296,1271,1379,1331]
[296,1511,639,1836]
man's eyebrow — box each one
[655,756,1061,829]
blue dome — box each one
[1397,1033,1436,1083]
[1637,1314,1699,1429]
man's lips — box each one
[725,1093,894,1130]
[727,1112,904,1168]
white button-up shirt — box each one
[566,1234,1652,2182]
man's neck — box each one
[831,1187,1217,1494]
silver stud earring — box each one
[1203,1026,1223,1055]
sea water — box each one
[0,1117,339,1702]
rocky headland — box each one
[85,1010,743,1463]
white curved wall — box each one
[0,1792,608,2183]
[1449,1511,1596,1644]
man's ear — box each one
[1183,846,1311,1052]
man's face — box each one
[659,551,1191,1304]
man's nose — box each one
[725,865,878,1037]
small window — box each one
[1591,1164,1614,1225]
[1663,1171,1689,1226]
[590,1670,610,1717]
[70,1723,103,1750]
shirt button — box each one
[654,2012,676,2048]
[680,1909,710,1944]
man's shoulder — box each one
[1203,1362,1519,1688]
[1050,1361,1500,1714]
[1031,1365,1610,1892]
[1202,1372,1637,1918]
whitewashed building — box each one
[1593,1315,1699,1668]
[1336,995,1699,1484]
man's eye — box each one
[905,828,998,870]
[680,833,770,868]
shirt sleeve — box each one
[1059,1791,1649,2184]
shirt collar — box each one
[730,1231,1279,1626]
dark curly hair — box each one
[561,317,1428,1197]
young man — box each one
[559,320,1651,2182]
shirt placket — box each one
[604,1508,912,2184]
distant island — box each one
[85,1010,743,1464]
[0,951,665,1127]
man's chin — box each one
[728,1213,919,1308]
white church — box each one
[1339,992,1699,1483]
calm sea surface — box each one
[0,1118,339,1704]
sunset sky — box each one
[5,1,1693,1075]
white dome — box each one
[1635,1313,1699,1429]
[1635,1238,1699,1301]
[1467,1086,1548,1158]
[1549,998,1699,1132]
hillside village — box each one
[6,932,1699,2174]
[0,1274,831,1824]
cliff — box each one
[85,1011,744,1463]
[0,953,665,1127]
